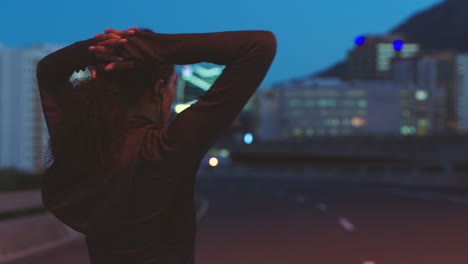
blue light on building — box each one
[393,40,404,51]
[355,35,366,46]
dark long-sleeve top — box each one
[37,30,276,263]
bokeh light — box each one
[209,157,219,167]
[244,133,253,144]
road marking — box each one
[315,203,328,212]
[338,217,355,232]
[295,194,306,204]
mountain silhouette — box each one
[314,0,466,79]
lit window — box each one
[400,126,416,135]
[351,117,366,127]
[415,90,428,101]
[417,119,429,127]
[292,128,303,136]
[219,149,230,158]
[325,119,340,126]
[358,100,367,108]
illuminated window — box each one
[377,43,397,71]
[318,99,336,107]
[400,126,416,135]
[415,90,428,101]
[351,117,366,127]
[400,44,420,58]
[357,100,367,108]
[219,149,230,158]
[292,128,303,136]
[347,90,365,97]
[417,119,429,127]
[325,119,340,126]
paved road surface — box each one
[9,179,468,264]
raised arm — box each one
[36,38,100,140]
[122,30,277,163]
[36,28,136,140]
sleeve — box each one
[125,30,277,162]
[36,38,99,141]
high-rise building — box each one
[0,43,62,173]
[400,88,446,135]
[390,50,468,134]
[455,54,468,132]
[256,78,446,141]
[347,34,421,81]
[402,51,468,133]
[0,44,11,170]
[254,87,284,141]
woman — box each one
[37,27,276,263]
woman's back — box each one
[37,29,277,263]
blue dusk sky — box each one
[1,0,441,86]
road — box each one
[9,179,468,264]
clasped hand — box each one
[88,26,138,77]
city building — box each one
[0,43,62,173]
[256,78,446,141]
[457,54,468,132]
[392,51,468,133]
[254,88,283,141]
[347,34,421,81]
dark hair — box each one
[43,48,175,180]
